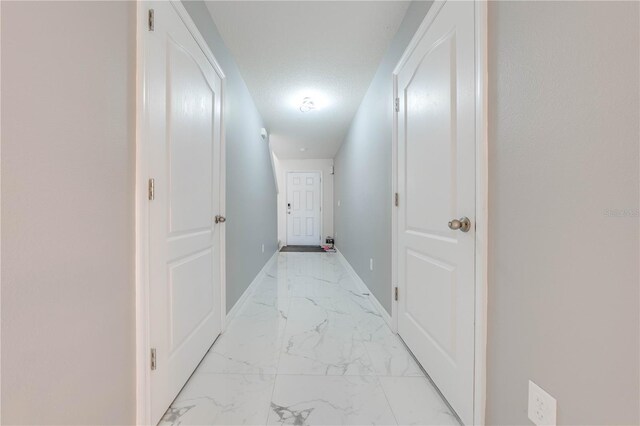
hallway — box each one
[160,252,459,425]
[3,1,640,425]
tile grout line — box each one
[201,253,422,424]
[176,371,427,378]
[339,259,401,426]
[396,335,463,425]
[344,262,402,426]
[257,261,282,426]
[374,375,402,426]
[165,252,450,425]
[331,252,449,425]
[265,253,293,425]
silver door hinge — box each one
[394,192,399,207]
[148,178,155,201]
[394,286,399,301]
[150,348,157,370]
[394,97,399,112]
[148,9,155,31]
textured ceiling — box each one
[205,1,410,159]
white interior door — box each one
[145,3,224,423]
[286,172,321,245]
[396,1,475,424]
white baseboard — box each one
[335,247,393,328]
[224,250,279,327]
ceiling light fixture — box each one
[290,90,330,112]
[300,147,307,152]
[299,97,315,113]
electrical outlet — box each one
[337,200,341,207]
[369,258,374,271]
[261,244,265,253]
[528,381,557,426]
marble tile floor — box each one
[160,252,459,426]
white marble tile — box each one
[267,375,397,425]
[342,292,386,329]
[281,256,357,298]
[363,333,424,377]
[277,297,375,376]
[197,332,282,375]
[163,252,457,425]
[289,280,363,299]
[244,288,292,319]
[255,267,295,303]
[379,376,459,425]
[159,373,275,426]
[198,299,289,375]
[356,316,423,377]
[280,252,347,284]
[239,286,291,320]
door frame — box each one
[134,2,227,424]
[390,1,488,424]
[285,170,323,246]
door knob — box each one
[448,217,471,232]
[215,215,226,224]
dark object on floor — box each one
[280,245,325,253]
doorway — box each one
[392,1,488,425]
[136,2,226,424]
[286,171,322,246]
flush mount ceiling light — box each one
[300,147,307,152]
[289,90,330,112]
[299,97,315,113]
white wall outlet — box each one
[261,244,265,253]
[337,200,341,207]
[369,258,374,271]
[528,380,557,426]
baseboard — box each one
[334,247,393,328]
[224,250,279,327]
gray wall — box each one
[486,2,639,424]
[183,1,278,311]
[333,0,432,314]
[1,2,136,424]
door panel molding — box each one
[285,170,323,245]
[391,1,488,425]
[135,2,226,424]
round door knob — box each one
[448,217,471,232]
[215,215,226,224]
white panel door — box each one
[145,3,224,424]
[396,1,475,424]
[287,172,321,245]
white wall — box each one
[486,1,639,424]
[1,2,136,423]
[275,159,334,246]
